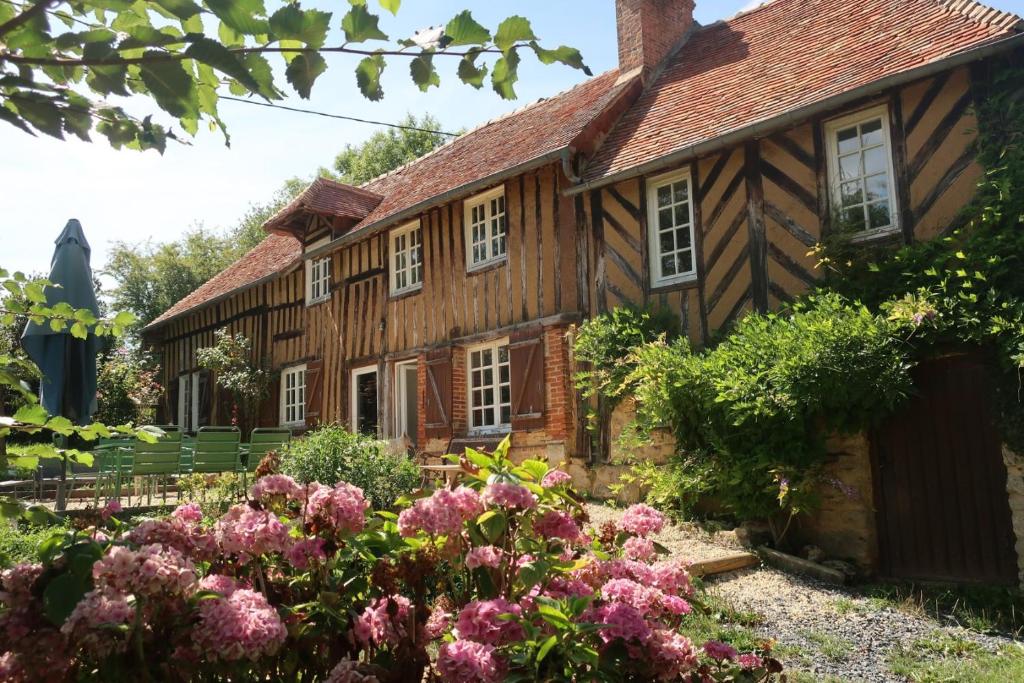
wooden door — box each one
[873,354,1018,584]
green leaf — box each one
[494,16,536,54]
[537,634,558,662]
[0,499,23,520]
[529,42,592,75]
[9,95,64,139]
[355,54,385,101]
[457,52,488,89]
[342,4,388,43]
[154,0,202,20]
[185,37,261,94]
[44,572,90,626]
[410,53,440,92]
[45,416,75,435]
[445,10,491,46]
[70,321,88,339]
[0,106,34,135]
[480,510,506,543]
[378,0,400,15]
[139,55,199,119]
[492,49,521,100]
[14,404,48,426]
[207,0,270,36]
[113,311,136,327]
[286,52,327,99]
[270,5,331,48]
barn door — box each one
[873,354,1018,584]
[509,328,546,431]
[424,348,453,440]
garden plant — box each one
[0,439,782,682]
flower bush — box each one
[0,438,782,682]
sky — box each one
[3,0,1024,279]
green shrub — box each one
[0,520,68,567]
[282,424,420,509]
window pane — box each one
[865,174,889,202]
[863,146,887,175]
[672,182,688,204]
[662,253,677,276]
[657,185,672,208]
[677,249,694,275]
[660,231,675,254]
[840,180,863,206]
[861,118,884,147]
[674,203,689,227]
[867,201,891,229]
[659,208,672,229]
[839,154,861,181]
[675,227,691,249]
[837,126,859,154]
[843,206,866,231]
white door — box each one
[395,361,418,445]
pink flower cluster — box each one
[647,629,699,681]
[0,563,42,599]
[623,536,656,561]
[465,545,503,570]
[215,505,292,558]
[305,482,369,536]
[100,499,122,520]
[455,598,524,646]
[251,474,304,504]
[193,586,287,661]
[172,502,203,525]
[93,544,197,598]
[326,658,381,683]
[353,595,410,648]
[540,469,573,488]
[199,574,242,595]
[286,537,327,570]
[532,510,582,543]
[437,640,505,683]
[704,640,738,662]
[424,605,452,640]
[397,486,482,538]
[61,589,134,658]
[127,514,217,561]
[619,504,666,537]
[482,482,536,510]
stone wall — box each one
[1002,446,1024,585]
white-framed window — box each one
[646,169,697,287]
[306,257,331,305]
[390,220,423,295]
[177,372,200,432]
[350,366,379,436]
[280,364,306,427]
[467,339,511,433]
[464,186,507,270]
[825,104,900,238]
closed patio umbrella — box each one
[21,219,102,510]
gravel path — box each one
[586,504,1016,682]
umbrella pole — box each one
[55,436,68,513]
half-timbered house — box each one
[144,0,1024,582]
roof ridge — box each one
[315,175,382,199]
[935,0,1023,30]
[359,68,619,189]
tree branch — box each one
[0,0,53,39]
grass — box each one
[887,635,1024,682]
[859,582,1024,637]
[0,518,68,567]
[832,596,866,616]
[681,590,771,654]
[799,629,853,662]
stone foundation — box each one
[1002,446,1024,585]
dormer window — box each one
[306,256,331,306]
[464,187,507,271]
[390,220,423,295]
[825,105,900,239]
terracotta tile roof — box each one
[265,177,382,233]
[144,233,301,330]
[582,0,1022,185]
[352,68,627,232]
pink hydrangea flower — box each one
[101,499,122,520]
[451,486,485,520]
[703,640,738,662]
[649,560,693,597]
[647,630,699,680]
[250,474,304,504]
[623,536,656,562]
[601,578,663,616]
[533,510,582,543]
[353,595,410,647]
[61,589,134,658]
[588,602,652,644]
[397,489,464,538]
[541,469,572,488]
[437,640,505,683]
[326,658,380,683]
[0,563,42,598]
[425,605,452,640]
[619,504,665,537]
[305,482,369,536]
[482,482,537,510]
[737,653,763,669]
[92,544,197,598]
[172,502,203,525]
[193,588,287,661]
[465,545,503,570]
[286,537,327,570]
[455,598,524,646]
[199,574,241,596]
[215,505,292,558]
[127,517,217,561]
[661,595,692,616]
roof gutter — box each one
[304,149,566,260]
[568,32,1024,195]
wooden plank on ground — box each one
[689,552,760,577]
[758,546,848,585]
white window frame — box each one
[279,364,307,428]
[464,186,507,271]
[177,371,200,432]
[350,365,379,435]
[393,360,418,441]
[305,256,331,306]
[466,338,512,435]
[389,220,424,296]
[646,168,698,288]
[825,104,901,241]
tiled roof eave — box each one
[572,30,1024,194]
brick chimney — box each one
[616,0,695,76]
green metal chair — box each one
[126,426,183,506]
[191,427,242,474]
[93,437,133,505]
[243,428,292,473]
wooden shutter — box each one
[260,374,280,428]
[509,327,546,431]
[166,376,179,426]
[305,360,324,429]
[197,371,212,427]
[424,348,453,439]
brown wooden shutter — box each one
[260,374,280,428]
[424,348,453,439]
[509,327,546,431]
[197,371,212,428]
[166,376,179,426]
[305,359,324,429]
